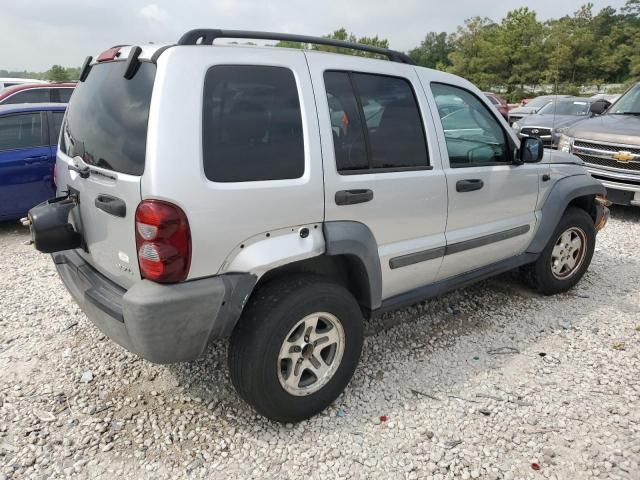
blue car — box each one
[0,103,66,221]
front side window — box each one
[324,71,429,173]
[0,113,44,151]
[202,65,304,182]
[431,83,509,167]
[3,88,50,104]
[52,111,65,144]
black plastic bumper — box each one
[53,250,256,364]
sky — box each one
[0,0,630,71]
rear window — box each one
[60,61,155,176]
[202,65,304,182]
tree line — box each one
[3,1,638,101]
[278,1,639,101]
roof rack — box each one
[177,29,415,65]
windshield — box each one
[609,83,640,114]
[525,97,551,108]
[60,61,155,175]
[538,100,590,116]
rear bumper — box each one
[53,250,256,364]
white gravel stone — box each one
[1,207,640,479]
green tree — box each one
[408,32,453,69]
[47,65,70,82]
[276,28,390,59]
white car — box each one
[26,29,609,422]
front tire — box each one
[524,207,596,295]
[228,275,364,422]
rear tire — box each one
[228,275,364,422]
[524,207,595,295]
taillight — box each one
[135,200,191,283]
[53,163,58,187]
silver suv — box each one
[26,30,609,422]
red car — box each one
[0,82,76,105]
[484,92,509,121]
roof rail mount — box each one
[177,29,415,65]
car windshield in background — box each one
[538,100,590,116]
[525,97,551,109]
[609,84,640,114]
[60,61,156,176]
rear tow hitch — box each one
[25,193,82,253]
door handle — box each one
[24,155,48,164]
[456,179,484,192]
[335,189,374,206]
[94,194,126,217]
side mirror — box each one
[589,99,610,115]
[519,137,544,163]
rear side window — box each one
[324,71,429,173]
[3,89,50,104]
[60,61,155,175]
[0,113,44,151]
[53,88,74,103]
[203,65,304,182]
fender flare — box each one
[527,174,605,254]
[323,221,383,310]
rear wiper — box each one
[612,112,640,115]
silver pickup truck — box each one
[558,82,640,206]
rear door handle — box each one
[335,189,374,206]
[24,155,48,164]
[456,179,484,192]
[95,194,126,217]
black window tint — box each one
[61,62,155,175]
[3,88,50,104]
[203,65,304,182]
[431,83,509,168]
[351,73,429,169]
[323,72,368,171]
[52,111,65,144]
[0,113,44,151]
[57,88,74,103]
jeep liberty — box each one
[25,30,609,422]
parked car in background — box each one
[484,92,509,120]
[512,97,610,148]
[559,82,640,206]
[508,95,571,125]
[0,82,75,105]
[591,93,621,103]
[0,103,66,220]
[0,78,46,90]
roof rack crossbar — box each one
[177,29,415,65]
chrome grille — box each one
[575,154,640,172]
[521,127,552,137]
[573,140,640,155]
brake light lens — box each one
[135,200,191,283]
[96,46,123,62]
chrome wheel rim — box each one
[277,312,345,396]
[551,227,587,280]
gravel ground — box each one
[1,207,639,480]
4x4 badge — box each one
[612,151,634,163]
